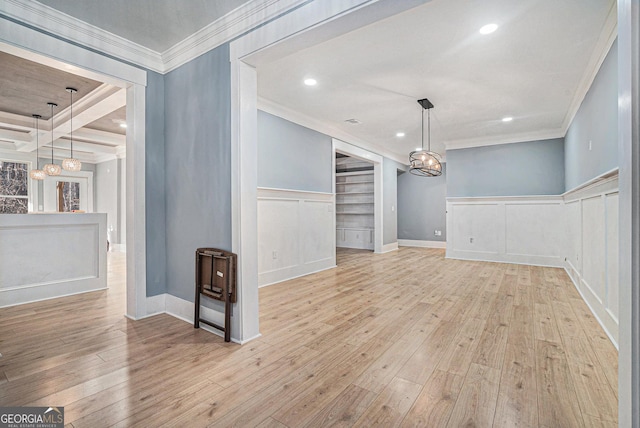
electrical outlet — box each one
[391,205,395,212]
[589,140,592,151]
[470,237,474,243]
[272,251,278,259]
[434,230,442,236]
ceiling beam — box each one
[0,128,31,144]
[15,84,126,152]
[74,128,125,146]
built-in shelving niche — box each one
[335,153,374,250]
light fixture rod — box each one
[32,114,41,168]
[48,102,57,164]
[66,87,77,158]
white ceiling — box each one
[256,0,616,159]
[7,0,616,164]
[35,0,248,52]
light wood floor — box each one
[0,248,617,427]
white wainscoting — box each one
[446,196,565,267]
[0,213,107,307]
[446,170,620,347]
[563,172,619,346]
[257,187,336,287]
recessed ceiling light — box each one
[304,78,317,86]
[119,123,127,128]
[396,132,405,137]
[502,116,513,122]
[479,23,498,35]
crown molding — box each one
[162,0,308,73]
[258,96,409,165]
[560,1,618,134]
[1,0,164,72]
[444,129,565,151]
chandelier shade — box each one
[62,87,81,172]
[43,102,61,176]
[409,97,442,177]
[29,114,46,180]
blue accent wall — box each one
[446,138,565,197]
[257,110,332,193]
[164,44,232,302]
[565,39,618,190]
[145,71,167,297]
[397,163,447,241]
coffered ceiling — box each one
[0,51,126,163]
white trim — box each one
[257,187,333,200]
[1,0,163,72]
[145,293,166,317]
[259,98,408,165]
[259,264,337,288]
[147,293,261,345]
[381,242,399,253]
[0,23,146,86]
[398,239,446,249]
[560,2,618,134]
[445,129,564,151]
[162,0,308,73]
[564,264,619,350]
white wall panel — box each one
[447,174,619,348]
[605,192,619,320]
[505,203,565,257]
[301,200,334,264]
[0,213,107,307]
[582,196,606,301]
[447,198,564,266]
[451,204,500,254]
[257,188,335,286]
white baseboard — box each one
[380,242,399,253]
[143,293,261,345]
[258,258,335,287]
[445,251,564,268]
[398,239,446,249]
[564,261,619,349]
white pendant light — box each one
[43,102,61,176]
[409,98,442,177]
[62,87,81,172]
[29,114,46,181]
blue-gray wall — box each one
[565,39,618,190]
[145,71,167,297]
[164,44,231,302]
[257,110,332,193]
[446,138,565,197]
[383,158,403,245]
[397,163,447,242]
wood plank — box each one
[303,384,377,427]
[535,340,584,428]
[353,377,423,427]
[445,363,501,428]
[400,369,464,427]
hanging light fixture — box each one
[62,87,81,171]
[29,114,46,180]
[43,102,61,176]
[409,98,442,177]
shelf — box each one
[336,212,374,215]
[336,192,374,195]
[335,171,374,177]
[336,202,374,205]
[336,180,374,184]
[336,226,374,231]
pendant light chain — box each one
[69,89,73,158]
